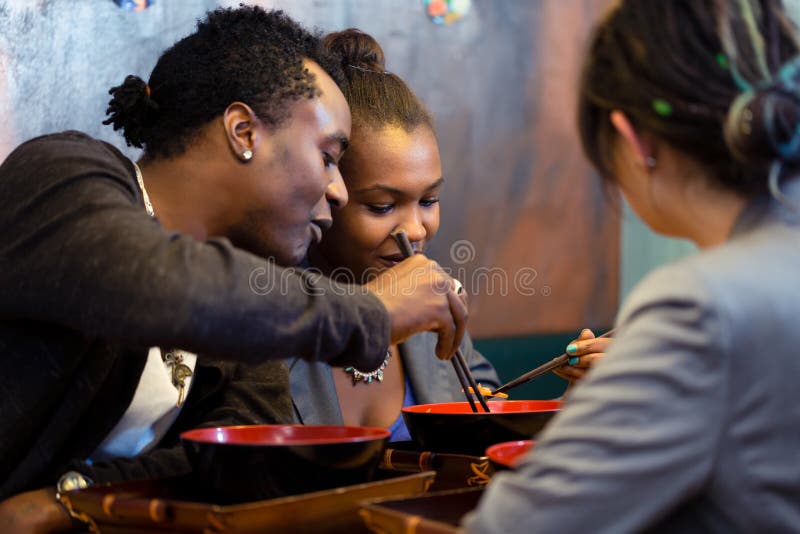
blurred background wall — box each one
[2,0,750,397]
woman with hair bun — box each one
[291,30,607,438]
[466,1,800,532]
[289,29,501,440]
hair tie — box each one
[768,161,800,214]
[347,64,391,75]
[145,84,151,98]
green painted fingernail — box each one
[716,52,730,70]
[568,357,579,365]
[566,344,578,355]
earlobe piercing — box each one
[242,149,253,161]
[646,156,657,169]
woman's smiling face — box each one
[314,124,443,282]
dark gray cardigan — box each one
[0,131,390,498]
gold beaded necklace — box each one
[133,162,192,406]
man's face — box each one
[227,60,351,266]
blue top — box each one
[387,377,417,442]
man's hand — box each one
[0,488,76,534]
[365,254,468,359]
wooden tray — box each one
[62,469,436,533]
[359,487,484,534]
[380,442,494,491]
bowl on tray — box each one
[181,424,390,503]
[401,400,559,456]
[486,439,536,471]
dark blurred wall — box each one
[0,0,617,339]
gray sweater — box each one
[466,179,800,533]
[0,131,390,498]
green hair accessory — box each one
[652,99,673,117]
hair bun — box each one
[725,60,800,167]
[323,28,386,72]
[102,74,159,149]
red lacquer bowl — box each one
[181,425,390,504]
[486,440,536,470]
[402,400,560,456]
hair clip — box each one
[652,98,673,117]
[347,64,391,75]
[716,53,730,71]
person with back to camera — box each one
[0,6,468,533]
[465,0,800,532]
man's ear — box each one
[610,110,655,169]
[223,102,260,162]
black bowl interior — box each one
[402,400,559,456]
[181,424,390,504]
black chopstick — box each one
[455,348,491,412]
[390,230,490,413]
[492,327,618,395]
[450,347,478,413]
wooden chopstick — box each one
[390,230,490,413]
[492,327,618,395]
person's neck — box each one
[678,182,749,249]
[136,154,224,241]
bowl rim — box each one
[401,399,562,415]
[486,439,535,468]
[180,424,391,446]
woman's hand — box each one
[553,328,612,384]
[0,488,76,534]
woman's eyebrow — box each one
[352,184,404,195]
[353,177,445,196]
[424,177,445,190]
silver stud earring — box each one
[645,156,657,169]
[242,149,253,161]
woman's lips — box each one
[378,256,401,268]
[378,252,418,267]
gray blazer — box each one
[288,331,500,425]
[466,179,800,533]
